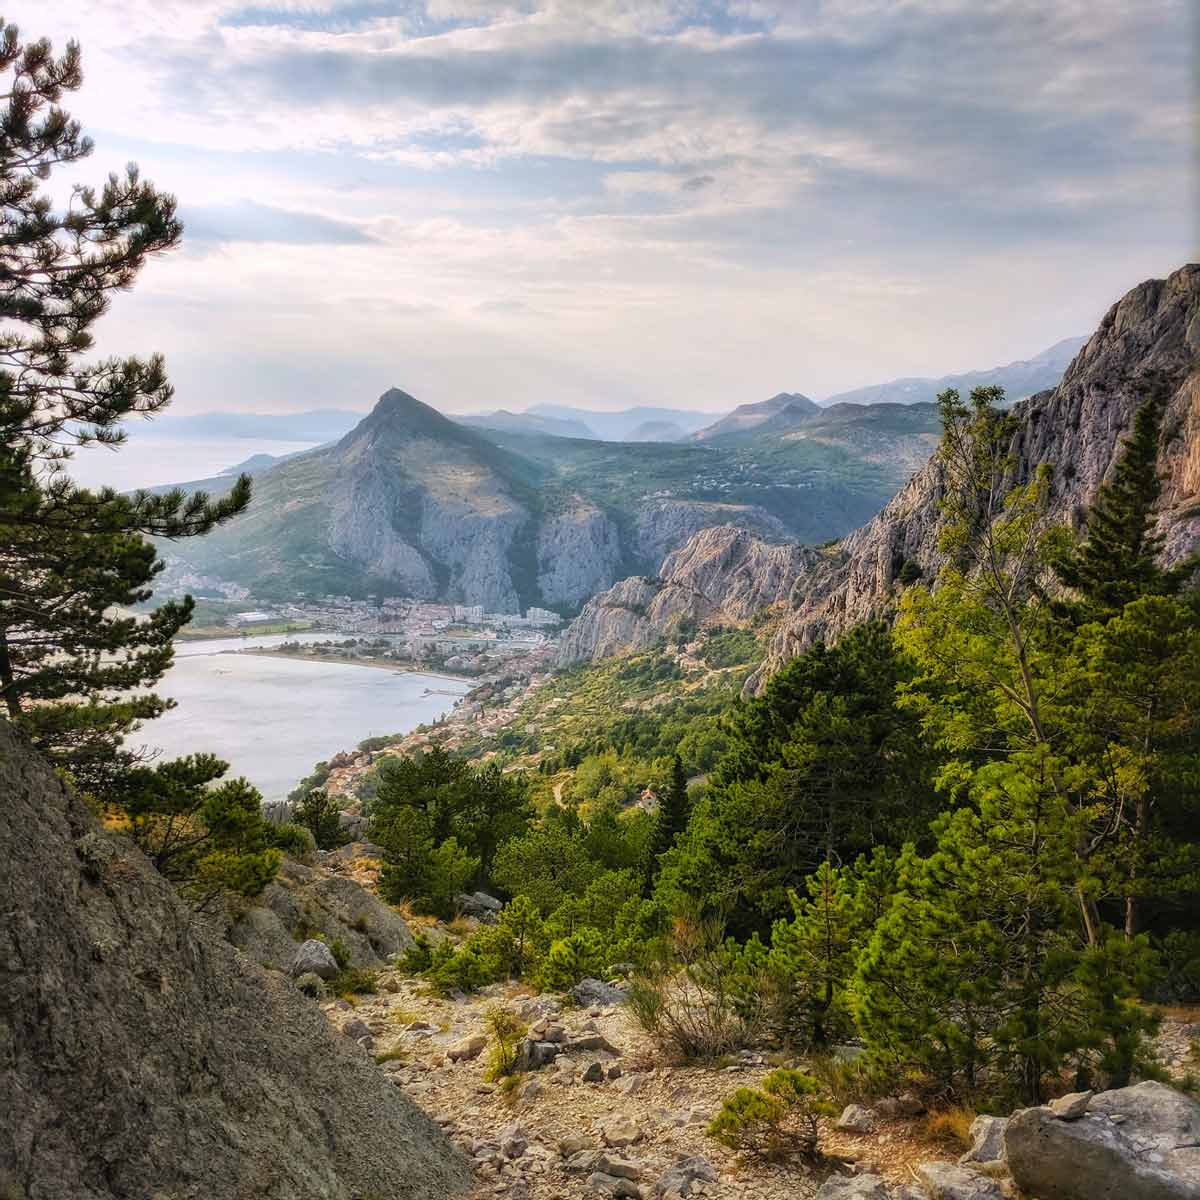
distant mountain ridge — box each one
[526,403,718,441]
[822,336,1085,408]
[456,409,595,439]
[691,392,819,441]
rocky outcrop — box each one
[1004,1080,1200,1200]
[537,499,623,607]
[227,856,415,971]
[751,264,1200,688]
[634,498,788,566]
[557,526,811,665]
[0,720,470,1200]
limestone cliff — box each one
[753,263,1200,687]
[557,526,811,664]
[0,721,471,1200]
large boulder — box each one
[814,1177,894,1200]
[290,938,339,980]
[0,721,471,1200]
[1004,1080,1200,1200]
[914,1162,1005,1199]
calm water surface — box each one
[127,634,470,801]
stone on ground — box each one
[1004,1081,1200,1200]
[959,1115,1008,1165]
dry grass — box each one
[921,1105,977,1152]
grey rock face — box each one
[959,1114,1008,1164]
[0,720,470,1200]
[634,499,787,566]
[290,938,340,979]
[814,1176,895,1200]
[914,1161,1006,1199]
[228,858,414,971]
[537,500,623,607]
[558,526,810,665]
[1004,1080,1200,1200]
[754,264,1200,690]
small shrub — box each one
[708,1069,834,1160]
[269,821,318,860]
[334,966,379,996]
[807,1053,886,1106]
[484,1005,528,1082]
[397,934,434,975]
[629,917,765,1062]
[536,928,606,993]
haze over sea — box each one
[128,635,470,802]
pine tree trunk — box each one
[0,626,20,720]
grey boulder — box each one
[959,1115,1008,1165]
[1005,1080,1200,1200]
[290,938,339,980]
[653,1154,718,1196]
[572,977,627,1007]
[814,1176,894,1200]
[914,1161,1006,1199]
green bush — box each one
[483,1005,528,1082]
[292,788,349,851]
[708,1069,833,1160]
[536,928,606,992]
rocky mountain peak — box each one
[556,265,1199,681]
[339,386,470,450]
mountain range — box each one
[822,336,1086,409]
[557,266,1200,676]
[158,387,951,611]
[156,331,1091,614]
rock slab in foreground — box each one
[1004,1080,1200,1200]
[0,720,471,1200]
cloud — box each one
[182,199,377,244]
[24,0,1195,419]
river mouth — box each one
[127,634,471,802]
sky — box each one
[29,0,1199,417]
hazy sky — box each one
[30,1,1197,416]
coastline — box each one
[228,646,476,686]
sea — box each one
[126,634,470,802]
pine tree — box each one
[0,22,250,781]
[645,753,690,886]
[293,788,349,851]
[1053,380,1196,622]
[112,754,282,911]
[765,861,858,1047]
[853,755,1156,1102]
